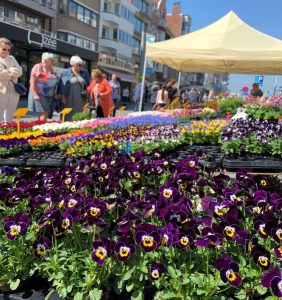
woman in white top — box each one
[153,84,168,110]
[0,37,22,123]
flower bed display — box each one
[1,149,282,299]
[221,119,282,158]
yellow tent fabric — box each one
[146,11,282,75]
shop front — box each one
[0,20,99,94]
[98,54,137,102]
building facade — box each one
[97,0,151,89]
[0,0,100,88]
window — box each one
[59,0,68,14]
[69,1,77,18]
[113,28,118,40]
[68,33,76,44]
[104,1,108,12]
[77,5,84,22]
[90,42,96,51]
[84,9,90,25]
[76,36,82,47]
[83,39,90,49]
[90,12,97,27]
[57,32,67,41]
[115,4,120,15]
[0,3,4,17]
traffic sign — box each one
[254,75,264,86]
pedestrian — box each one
[167,79,178,103]
[133,80,146,112]
[188,88,199,104]
[250,83,263,99]
[153,84,168,110]
[122,86,130,102]
[150,81,160,108]
[56,55,90,121]
[87,69,113,118]
[109,74,120,117]
[28,52,57,121]
[0,37,23,123]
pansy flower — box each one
[92,237,110,265]
[135,224,160,252]
[33,236,52,257]
[254,220,268,239]
[4,213,30,240]
[274,244,282,259]
[214,256,242,287]
[252,246,271,270]
[150,263,165,280]
[159,185,178,201]
[160,223,175,248]
[114,236,135,262]
[261,267,282,298]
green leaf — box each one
[74,292,84,300]
[131,290,144,300]
[167,266,177,278]
[264,297,279,300]
[123,268,134,281]
[139,264,148,273]
[10,279,20,290]
[126,282,134,292]
[255,285,267,295]
[89,288,103,300]
[157,291,176,299]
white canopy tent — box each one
[146,11,282,75]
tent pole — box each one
[177,71,182,89]
[139,58,147,112]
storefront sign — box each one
[98,54,134,73]
[27,31,57,50]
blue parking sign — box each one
[254,75,264,86]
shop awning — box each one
[101,67,137,83]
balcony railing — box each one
[0,15,57,38]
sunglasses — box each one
[77,64,83,67]
[2,48,10,52]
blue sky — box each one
[166,0,282,94]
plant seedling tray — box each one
[223,157,282,171]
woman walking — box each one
[87,69,113,118]
[28,52,57,121]
[56,55,90,121]
[0,37,22,123]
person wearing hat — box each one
[56,55,90,121]
[28,52,57,121]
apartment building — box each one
[98,0,151,88]
[0,0,100,87]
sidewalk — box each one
[17,98,152,122]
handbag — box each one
[11,81,27,95]
[0,61,27,95]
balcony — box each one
[101,10,120,26]
[0,15,56,37]
[8,0,57,17]
[100,37,120,52]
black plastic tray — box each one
[223,158,282,171]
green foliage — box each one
[221,139,242,156]
[246,105,282,120]
[245,135,271,155]
[271,139,282,157]
[219,97,243,115]
[72,111,92,121]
